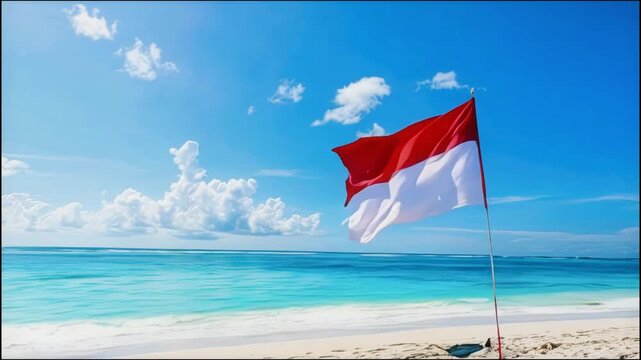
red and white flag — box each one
[333,98,487,243]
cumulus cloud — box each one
[39,202,87,229]
[115,39,178,81]
[356,123,385,138]
[2,156,29,177]
[89,188,161,236]
[63,4,117,41]
[2,141,320,238]
[312,77,390,126]
[268,79,305,104]
[416,71,468,91]
[248,198,320,235]
[2,194,51,231]
[2,194,86,231]
[247,105,256,115]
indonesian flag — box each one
[333,98,487,243]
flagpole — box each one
[484,206,503,359]
[472,87,503,359]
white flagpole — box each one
[472,87,503,359]
[484,206,503,359]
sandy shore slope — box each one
[132,317,639,359]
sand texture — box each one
[135,317,639,359]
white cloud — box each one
[416,226,639,243]
[312,77,390,126]
[255,169,318,180]
[268,79,305,104]
[3,153,147,174]
[2,156,29,177]
[115,39,178,81]
[89,188,162,236]
[2,193,50,231]
[256,169,299,177]
[572,194,639,203]
[247,105,256,115]
[416,71,468,91]
[4,153,106,162]
[2,141,320,238]
[39,203,87,229]
[2,194,87,231]
[489,195,544,205]
[248,198,321,235]
[356,123,385,138]
[63,4,117,41]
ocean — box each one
[2,247,639,357]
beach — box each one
[2,248,638,358]
[134,317,640,359]
[3,1,639,358]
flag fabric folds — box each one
[332,98,487,243]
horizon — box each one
[3,245,639,260]
[2,1,639,258]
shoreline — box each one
[128,317,640,359]
[2,305,638,358]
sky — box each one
[1,1,639,258]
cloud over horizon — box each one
[416,226,639,246]
[2,141,320,238]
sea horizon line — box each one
[2,245,638,261]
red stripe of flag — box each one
[332,98,485,206]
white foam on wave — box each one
[500,297,640,315]
[102,249,144,253]
[3,296,638,358]
[258,251,317,255]
[457,298,490,304]
[360,254,403,257]
[444,255,485,258]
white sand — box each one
[133,317,639,359]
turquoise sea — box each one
[2,247,639,357]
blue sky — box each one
[2,2,639,257]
